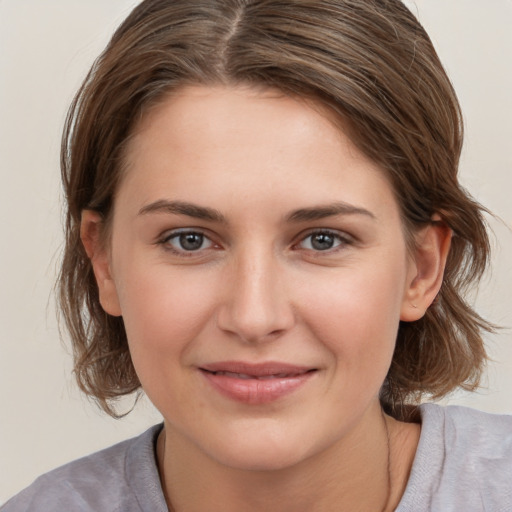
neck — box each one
[157,405,420,512]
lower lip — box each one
[200,370,315,404]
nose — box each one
[216,247,295,344]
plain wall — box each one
[1,0,511,503]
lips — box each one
[209,371,304,380]
[199,361,316,404]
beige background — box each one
[1,0,511,503]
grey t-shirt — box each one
[2,404,511,511]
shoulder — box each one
[397,404,512,512]
[0,424,167,512]
[420,403,512,465]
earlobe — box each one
[400,219,452,322]
[80,210,122,317]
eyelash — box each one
[158,229,216,257]
[295,229,354,253]
[157,228,354,257]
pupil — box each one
[312,233,334,250]
[180,233,203,251]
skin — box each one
[82,85,451,511]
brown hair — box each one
[59,0,493,418]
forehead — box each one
[128,85,349,163]
[118,85,400,223]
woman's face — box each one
[94,85,421,470]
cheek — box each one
[113,257,220,372]
[295,259,406,370]
[114,265,224,416]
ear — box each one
[400,218,452,322]
[80,210,122,317]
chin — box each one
[199,424,320,473]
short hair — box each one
[59,0,493,418]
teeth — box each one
[215,371,252,379]
[213,371,295,380]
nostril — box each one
[216,299,295,344]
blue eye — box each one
[299,231,347,251]
[162,231,213,252]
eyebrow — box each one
[138,200,227,223]
[138,199,375,224]
[286,202,376,222]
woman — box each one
[2,0,511,510]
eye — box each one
[160,230,214,253]
[298,230,350,251]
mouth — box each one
[199,362,317,404]
[204,370,311,380]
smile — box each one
[208,371,306,380]
[199,362,317,404]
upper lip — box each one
[199,361,316,378]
